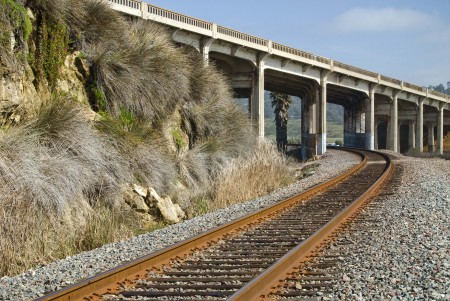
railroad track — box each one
[36,148,393,301]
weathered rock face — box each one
[122,184,150,213]
[56,52,90,104]
[0,68,39,124]
[122,184,186,225]
[149,187,186,224]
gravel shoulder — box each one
[323,152,450,300]
[0,149,360,300]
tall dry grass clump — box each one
[87,20,191,121]
[0,201,137,276]
[0,95,124,211]
[0,94,139,275]
[210,141,294,210]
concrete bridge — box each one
[108,0,450,157]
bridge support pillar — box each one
[251,58,266,138]
[408,121,416,151]
[428,122,435,152]
[318,76,328,155]
[301,88,318,159]
[416,98,424,152]
[389,94,399,152]
[365,87,375,150]
[200,38,215,64]
[374,120,379,150]
[438,104,444,155]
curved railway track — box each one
[36,148,393,301]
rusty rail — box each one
[229,149,393,300]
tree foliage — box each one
[270,92,292,152]
[428,82,450,96]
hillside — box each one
[0,0,295,276]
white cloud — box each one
[334,7,438,33]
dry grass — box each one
[210,141,294,210]
[0,95,125,211]
[0,201,137,276]
[87,20,191,121]
[96,114,177,195]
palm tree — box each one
[270,92,292,152]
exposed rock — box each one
[1,71,38,120]
[174,204,186,220]
[56,52,89,104]
[149,188,185,224]
[132,184,148,199]
[122,184,150,213]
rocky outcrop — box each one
[149,188,186,224]
[122,184,186,225]
[0,67,39,124]
[56,52,90,104]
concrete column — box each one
[428,122,435,152]
[343,108,349,146]
[390,94,398,152]
[251,61,265,138]
[408,121,416,150]
[301,91,317,159]
[438,104,444,155]
[416,98,424,152]
[374,120,379,150]
[365,86,376,150]
[318,76,328,155]
[200,38,215,63]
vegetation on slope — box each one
[0,0,294,276]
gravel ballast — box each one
[321,153,450,300]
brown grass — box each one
[0,201,139,276]
[210,141,294,210]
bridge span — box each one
[108,0,450,157]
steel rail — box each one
[228,150,393,300]
[35,149,367,301]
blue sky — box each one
[147,0,450,87]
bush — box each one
[0,0,32,74]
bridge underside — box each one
[170,28,450,158]
[209,52,450,158]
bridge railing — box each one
[109,0,141,10]
[380,75,402,86]
[403,82,424,92]
[333,61,378,79]
[272,43,330,64]
[217,26,268,47]
[147,4,212,30]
